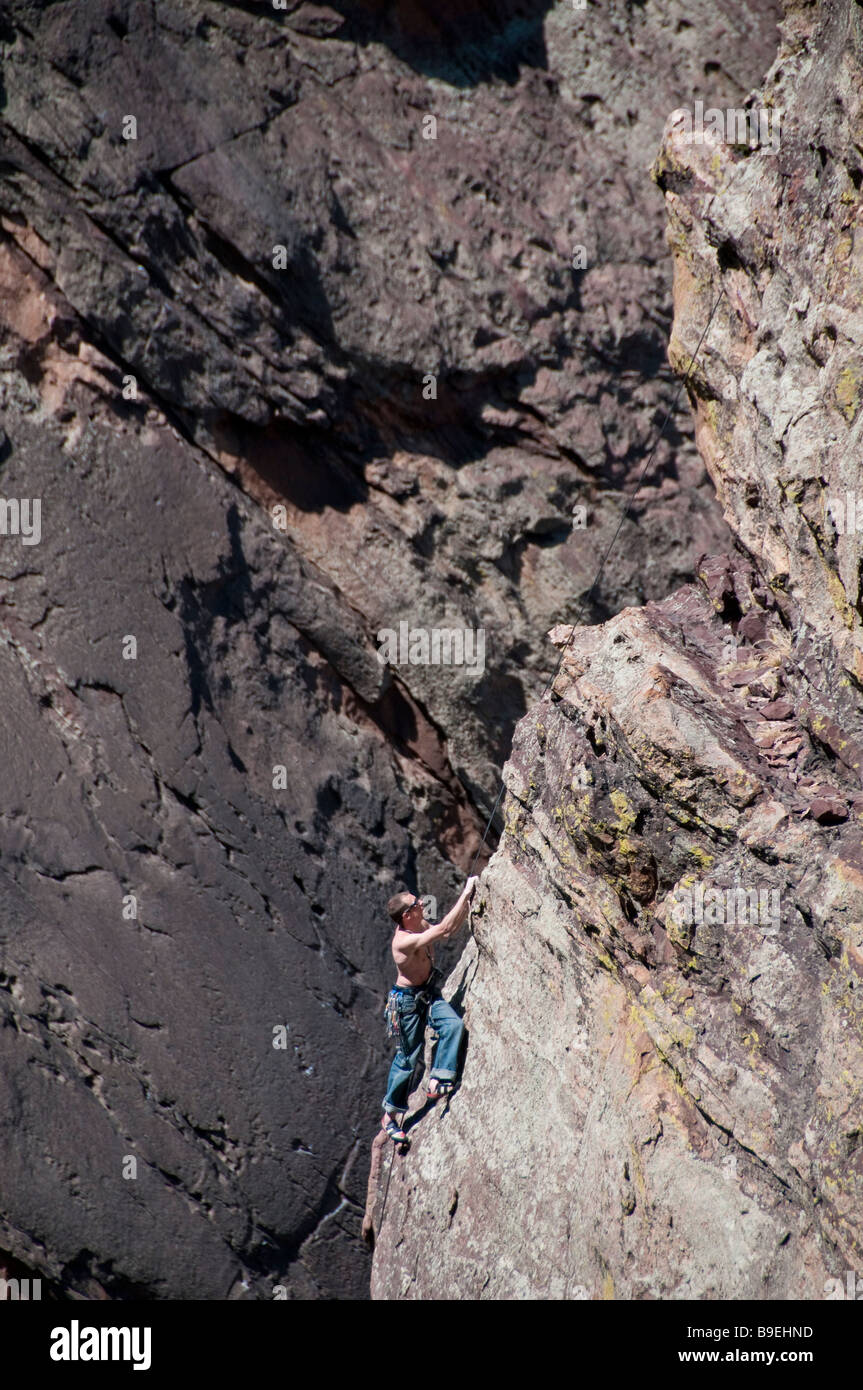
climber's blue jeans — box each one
[382,989,464,1116]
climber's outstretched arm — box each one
[438,875,478,938]
[401,877,478,950]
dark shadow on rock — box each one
[316,0,554,87]
[449,956,476,1014]
[345,364,551,472]
[212,415,368,515]
[468,669,527,770]
[176,501,257,723]
[372,680,420,752]
[403,1094,435,1133]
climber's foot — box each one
[427,1078,455,1101]
[383,1116,408,1145]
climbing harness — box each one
[383,966,443,1042]
[413,966,442,1010]
[466,284,727,881]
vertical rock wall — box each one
[372,0,863,1300]
[0,1,779,1296]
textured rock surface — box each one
[371,0,863,1299]
[0,2,780,1297]
[0,0,780,809]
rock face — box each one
[0,2,781,1297]
[371,1,863,1299]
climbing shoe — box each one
[383,1117,408,1144]
[426,1078,455,1101]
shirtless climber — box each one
[381,877,478,1146]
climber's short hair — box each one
[387,892,416,924]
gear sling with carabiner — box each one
[384,989,401,1042]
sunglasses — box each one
[399,897,420,920]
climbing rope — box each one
[379,1133,397,1225]
[467,283,727,880]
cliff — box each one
[371,0,863,1299]
[0,1,783,1297]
